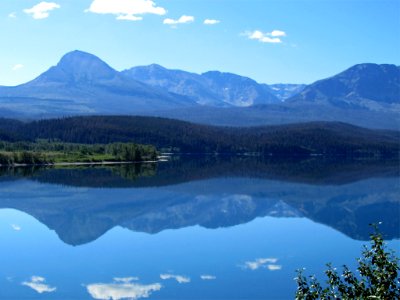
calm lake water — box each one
[0,156,399,300]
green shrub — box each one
[295,225,400,299]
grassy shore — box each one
[0,141,158,166]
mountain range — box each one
[0,50,398,129]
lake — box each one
[0,156,399,300]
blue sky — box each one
[1,0,399,86]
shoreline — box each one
[0,160,162,167]
[0,153,395,167]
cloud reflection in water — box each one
[160,273,191,283]
[21,276,56,294]
[242,258,282,271]
[87,277,162,300]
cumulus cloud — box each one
[86,279,162,300]
[243,258,279,270]
[12,64,24,72]
[245,30,286,43]
[204,19,220,25]
[163,15,194,25]
[23,2,60,19]
[8,12,17,18]
[11,224,22,230]
[21,276,56,294]
[270,30,286,37]
[160,274,190,284]
[86,0,166,21]
[200,275,216,280]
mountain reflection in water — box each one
[0,156,398,246]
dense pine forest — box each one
[0,116,399,158]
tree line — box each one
[0,116,399,158]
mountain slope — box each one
[289,63,400,110]
[201,71,279,106]
[122,64,222,106]
[123,65,279,107]
[269,83,306,101]
[28,50,120,85]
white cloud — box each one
[261,37,282,43]
[87,280,162,300]
[200,275,216,280]
[113,277,139,283]
[23,2,60,19]
[11,224,22,230]
[12,64,24,72]
[204,19,220,25]
[163,15,194,25]
[270,30,286,37]
[21,276,56,294]
[243,258,279,270]
[245,30,286,44]
[8,12,17,18]
[116,15,143,21]
[160,274,190,284]
[86,0,166,21]
[267,264,282,271]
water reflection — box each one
[22,276,57,294]
[86,278,162,300]
[0,156,398,246]
[1,156,398,187]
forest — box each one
[0,116,399,158]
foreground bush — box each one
[295,225,400,299]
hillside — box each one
[149,102,400,130]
